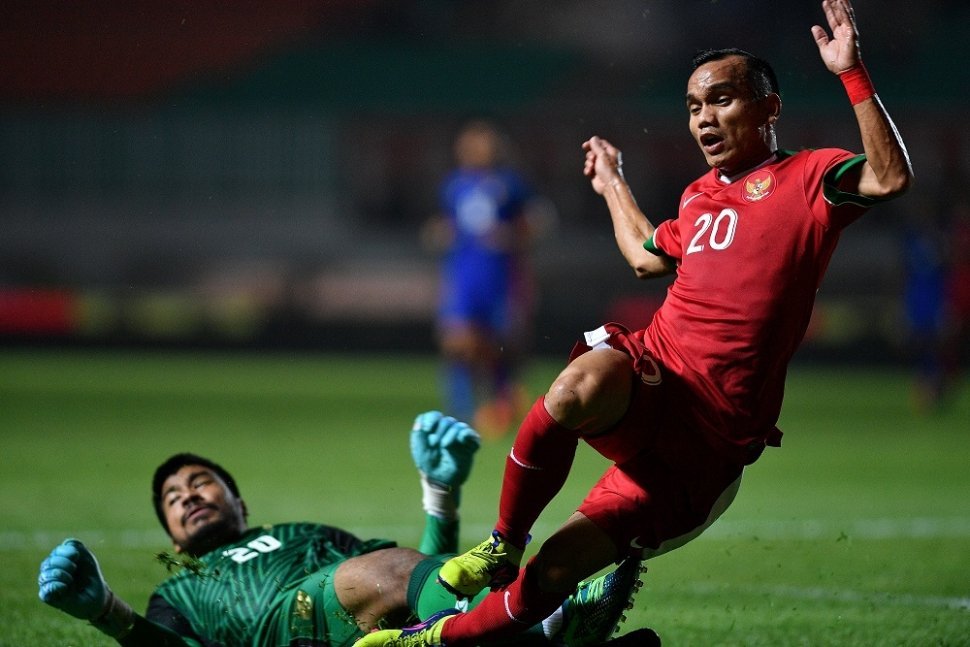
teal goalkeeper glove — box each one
[38,539,109,620]
[410,411,481,489]
[39,539,134,637]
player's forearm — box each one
[84,589,137,640]
[852,94,912,199]
[116,615,196,647]
[603,178,672,279]
[87,593,188,646]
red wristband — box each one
[838,64,876,106]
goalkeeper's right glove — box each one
[38,538,134,637]
[410,410,481,489]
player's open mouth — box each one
[700,133,724,155]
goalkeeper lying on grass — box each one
[38,412,646,647]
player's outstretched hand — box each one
[811,0,861,74]
[411,411,481,488]
[38,539,110,620]
[582,136,624,196]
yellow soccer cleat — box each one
[437,530,524,598]
[352,609,456,647]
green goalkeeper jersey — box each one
[144,523,395,646]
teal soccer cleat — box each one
[556,558,647,647]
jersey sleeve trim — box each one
[822,154,878,208]
[643,234,664,256]
[645,219,678,258]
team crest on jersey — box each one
[742,170,775,202]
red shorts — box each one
[571,324,745,559]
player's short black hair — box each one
[691,47,780,99]
[152,453,241,534]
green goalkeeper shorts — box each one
[256,561,363,647]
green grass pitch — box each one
[2,349,968,646]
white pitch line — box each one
[13,524,969,612]
[488,517,970,542]
[15,530,966,614]
[701,516,970,541]
[682,581,970,611]
[7,517,970,551]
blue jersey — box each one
[902,226,948,333]
[438,167,532,330]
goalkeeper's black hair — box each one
[152,453,241,534]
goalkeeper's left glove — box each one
[38,539,134,637]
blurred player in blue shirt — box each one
[424,120,551,437]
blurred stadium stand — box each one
[1,1,968,362]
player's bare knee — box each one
[545,372,586,422]
[545,351,631,432]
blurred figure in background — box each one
[949,200,970,393]
[423,120,554,439]
[900,203,952,412]
[900,198,970,412]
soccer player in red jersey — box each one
[356,1,913,645]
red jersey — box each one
[646,148,873,454]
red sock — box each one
[441,559,569,646]
[494,397,579,548]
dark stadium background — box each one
[2,0,967,363]
[4,6,969,645]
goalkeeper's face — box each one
[160,464,249,556]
